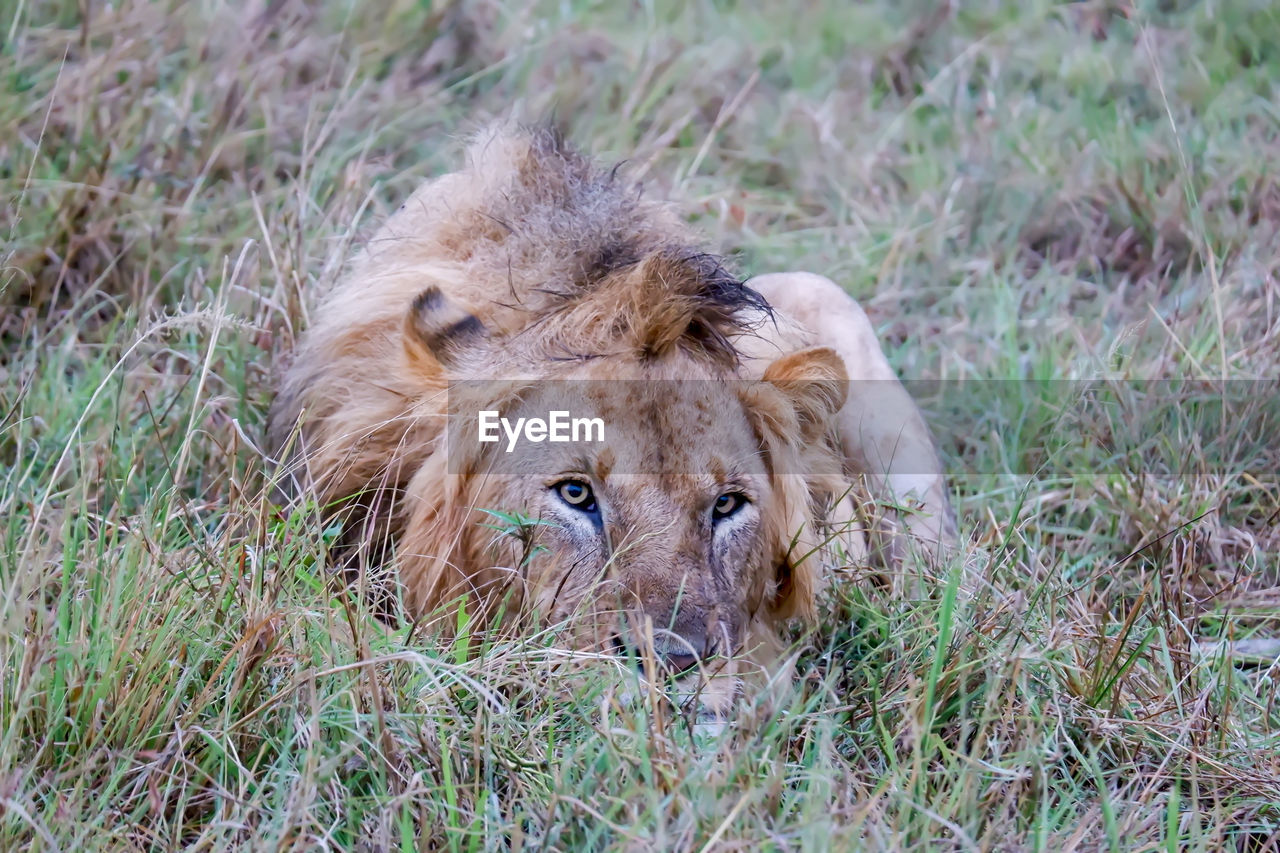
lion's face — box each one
[402,342,849,717]
[484,378,774,669]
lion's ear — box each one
[404,286,488,372]
[760,347,848,443]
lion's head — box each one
[392,249,850,716]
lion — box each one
[268,125,956,718]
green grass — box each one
[3,0,1279,848]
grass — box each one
[2,0,1279,848]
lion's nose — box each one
[612,629,710,676]
[658,650,700,674]
[651,629,710,675]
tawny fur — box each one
[269,124,955,714]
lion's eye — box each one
[712,492,747,521]
[554,479,598,513]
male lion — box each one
[268,125,955,717]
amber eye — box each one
[554,480,598,513]
[712,492,747,521]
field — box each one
[3,0,1279,849]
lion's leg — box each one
[744,272,957,568]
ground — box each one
[2,0,1278,849]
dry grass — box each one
[2,0,1278,849]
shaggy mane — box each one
[429,124,771,368]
